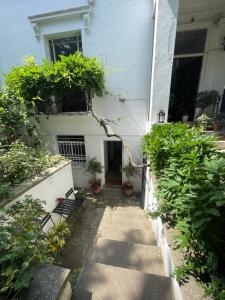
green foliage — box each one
[0,140,62,200]
[47,221,70,255]
[0,196,70,298]
[1,53,106,144]
[143,123,225,298]
[195,90,220,109]
[142,123,216,176]
[122,160,138,182]
[85,157,103,181]
[197,113,213,130]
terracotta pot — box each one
[123,188,133,197]
[90,182,102,194]
[122,181,134,197]
[213,122,222,132]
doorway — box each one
[169,56,203,122]
[104,141,122,186]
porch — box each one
[149,0,225,124]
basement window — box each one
[57,135,86,164]
[175,29,207,55]
[49,34,82,62]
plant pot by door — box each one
[122,181,134,197]
[182,115,189,122]
[213,122,222,132]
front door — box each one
[169,56,203,122]
[105,141,122,186]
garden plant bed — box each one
[143,123,225,299]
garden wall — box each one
[144,167,212,300]
[3,160,73,231]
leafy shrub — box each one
[0,196,70,299]
[0,141,62,199]
[142,123,216,175]
[143,123,225,298]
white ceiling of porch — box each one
[178,0,225,25]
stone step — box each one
[88,238,165,276]
[98,224,156,246]
[74,263,174,300]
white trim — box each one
[28,6,89,23]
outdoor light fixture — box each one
[157,110,165,123]
[119,95,126,102]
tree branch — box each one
[89,107,149,168]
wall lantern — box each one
[157,110,165,123]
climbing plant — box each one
[0,53,105,145]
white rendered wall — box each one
[5,162,74,231]
[149,0,179,124]
[0,0,153,191]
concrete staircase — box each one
[74,205,174,300]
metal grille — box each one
[57,135,86,163]
[49,34,82,62]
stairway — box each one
[74,205,174,300]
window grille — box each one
[57,135,86,164]
[175,29,207,55]
[49,34,82,62]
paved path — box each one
[74,189,174,300]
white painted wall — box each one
[0,0,153,191]
[149,0,179,124]
[5,162,74,231]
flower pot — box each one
[213,122,222,132]
[194,107,202,120]
[91,183,102,194]
[182,115,189,122]
[90,179,102,194]
[122,181,134,197]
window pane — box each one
[49,34,82,62]
[175,29,207,55]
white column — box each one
[149,0,179,124]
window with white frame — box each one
[49,33,82,62]
[57,135,86,163]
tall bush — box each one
[143,123,225,299]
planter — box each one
[213,122,222,132]
[182,115,189,122]
[194,107,202,120]
[122,181,134,197]
[90,179,102,194]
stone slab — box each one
[89,238,165,276]
[28,264,71,300]
[75,262,174,300]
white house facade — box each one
[0,0,225,190]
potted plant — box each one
[182,109,189,122]
[196,113,213,131]
[85,157,103,194]
[122,160,138,197]
[194,90,220,120]
[212,113,225,132]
